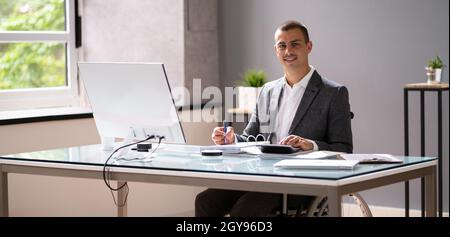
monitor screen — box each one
[79,62,186,144]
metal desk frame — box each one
[0,156,437,217]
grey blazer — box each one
[237,70,353,153]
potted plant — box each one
[236,69,267,111]
[425,56,445,84]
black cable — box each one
[102,135,164,207]
[102,135,154,191]
[114,141,162,162]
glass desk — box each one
[0,144,438,217]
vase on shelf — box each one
[425,67,443,84]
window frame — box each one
[0,0,79,111]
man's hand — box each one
[279,135,313,151]
[211,127,235,145]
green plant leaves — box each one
[428,56,445,69]
[238,69,268,87]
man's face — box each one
[274,28,312,69]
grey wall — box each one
[185,0,220,93]
[82,0,219,106]
[219,0,449,211]
[83,0,185,89]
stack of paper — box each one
[201,141,270,154]
[274,159,359,170]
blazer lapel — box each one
[288,71,322,134]
[268,79,284,133]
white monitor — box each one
[78,62,186,144]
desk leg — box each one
[437,90,443,217]
[403,89,410,217]
[420,90,425,217]
[117,181,128,217]
[0,169,8,217]
[327,189,342,217]
[282,193,288,216]
[425,166,437,217]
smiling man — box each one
[196,20,353,217]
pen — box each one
[223,121,228,145]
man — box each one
[195,20,353,217]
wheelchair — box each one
[280,192,372,217]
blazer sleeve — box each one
[314,86,353,153]
[236,101,261,142]
[236,86,267,142]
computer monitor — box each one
[78,62,186,144]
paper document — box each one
[240,146,263,155]
[200,144,242,154]
[295,151,344,159]
[200,141,269,154]
[340,154,402,163]
[274,159,359,170]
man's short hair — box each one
[276,20,310,42]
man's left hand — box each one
[279,135,314,151]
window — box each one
[0,0,78,111]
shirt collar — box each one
[283,65,315,89]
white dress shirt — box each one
[274,66,319,151]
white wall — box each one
[0,119,99,155]
[219,0,449,211]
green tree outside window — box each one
[0,0,66,90]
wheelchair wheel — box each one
[303,192,372,217]
[345,192,373,217]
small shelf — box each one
[404,83,449,90]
